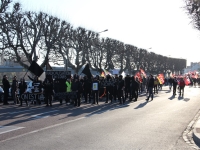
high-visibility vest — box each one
[66,81,71,92]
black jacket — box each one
[19,81,27,94]
[2,78,10,92]
[148,78,154,87]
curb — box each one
[193,120,200,146]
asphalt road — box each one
[0,86,200,150]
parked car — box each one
[0,86,4,103]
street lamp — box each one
[95,29,108,70]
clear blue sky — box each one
[14,0,200,66]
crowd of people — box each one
[1,73,199,107]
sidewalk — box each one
[193,119,200,146]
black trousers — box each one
[74,92,80,106]
[106,87,113,102]
[131,89,138,101]
[179,87,184,96]
[118,90,125,104]
[125,86,130,100]
[92,90,99,104]
[4,91,9,104]
[45,93,53,105]
[173,85,177,95]
[20,93,28,106]
[83,90,91,103]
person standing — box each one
[117,75,125,104]
[65,78,72,104]
[43,76,54,106]
[71,78,82,107]
[92,76,100,104]
[168,77,173,90]
[11,76,18,104]
[130,76,139,102]
[124,75,131,100]
[146,75,154,101]
[83,76,92,103]
[105,74,113,103]
[32,76,43,105]
[2,75,10,105]
[113,75,119,101]
[172,77,178,96]
[153,78,159,94]
[179,78,185,97]
[19,78,27,106]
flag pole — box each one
[23,69,29,78]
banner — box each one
[46,71,71,79]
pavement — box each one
[193,118,200,146]
[2,85,200,149]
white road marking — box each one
[31,110,59,119]
[9,107,44,114]
[0,126,24,135]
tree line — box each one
[0,0,186,75]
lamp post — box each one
[97,29,108,34]
[96,29,108,70]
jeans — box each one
[147,87,153,100]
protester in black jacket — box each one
[43,76,54,106]
[71,78,82,107]
[117,75,125,104]
[105,74,113,103]
[130,76,139,102]
[91,76,100,104]
[19,78,27,106]
[146,75,154,101]
[124,75,131,100]
[2,75,10,105]
[32,76,43,105]
[172,77,178,96]
[83,76,92,103]
[11,76,18,104]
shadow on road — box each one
[134,101,148,109]
[168,95,176,100]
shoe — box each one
[46,104,49,107]
[105,101,108,103]
[146,99,149,101]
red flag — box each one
[184,76,191,85]
[140,69,147,78]
[135,72,142,83]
